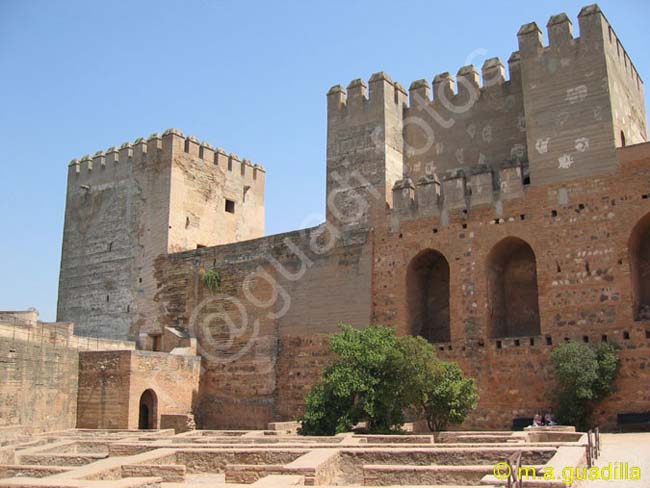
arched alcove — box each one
[138,389,158,430]
[487,237,541,338]
[629,212,650,320]
[407,249,451,343]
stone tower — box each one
[325,4,646,225]
[518,5,646,185]
[326,73,407,229]
[57,129,265,342]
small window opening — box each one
[583,335,589,343]
[108,242,113,252]
[496,340,502,349]
[601,334,608,342]
[546,336,553,346]
[225,199,236,214]
[621,130,626,147]
[623,331,630,340]
[184,139,190,153]
[106,295,110,303]
[551,210,558,217]
[529,337,535,346]
[228,159,233,171]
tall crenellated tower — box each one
[517,4,647,186]
[57,129,265,342]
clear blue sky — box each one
[0,0,648,321]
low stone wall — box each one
[364,464,498,485]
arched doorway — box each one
[629,212,650,320]
[407,249,451,342]
[138,389,157,430]
[487,237,541,338]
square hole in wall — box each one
[583,335,589,343]
[546,336,553,346]
[496,340,502,349]
[514,339,520,347]
[623,331,630,340]
[601,334,608,342]
[529,338,535,346]
[225,199,236,214]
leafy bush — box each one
[402,336,478,431]
[299,325,408,435]
[550,341,619,430]
[201,269,222,293]
[299,325,477,435]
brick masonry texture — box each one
[47,4,650,432]
[76,350,200,429]
[57,130,264,342]
[0,314,133,434]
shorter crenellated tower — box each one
[326,73,407,229]
[57,129,265,342]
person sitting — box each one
[544,413,557,426]
[532,413,543,427]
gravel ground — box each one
[576,433,650,487]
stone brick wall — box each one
[0,317,132,433]
[0,328,79,432]
[77,350,200,429]
[372,144,650,429]
[403,59,526,181]
[154,226,372,428]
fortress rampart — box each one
[55,4,650,431]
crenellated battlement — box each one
[68,128,265,186]
[515,4,647,186]
[517,5,642,89]
[391,161,526,221]
[327,72,408,117]
[406,56,521,110]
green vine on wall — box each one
[201,269,222,293]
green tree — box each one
[299,325,477,435]
[399,335,478,431]
[550,341,619,431]
[299,324,408,435]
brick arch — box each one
[138,389,158,430]
[486,237,540,338]
[629,212,650,320]
[406,249,450,343]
